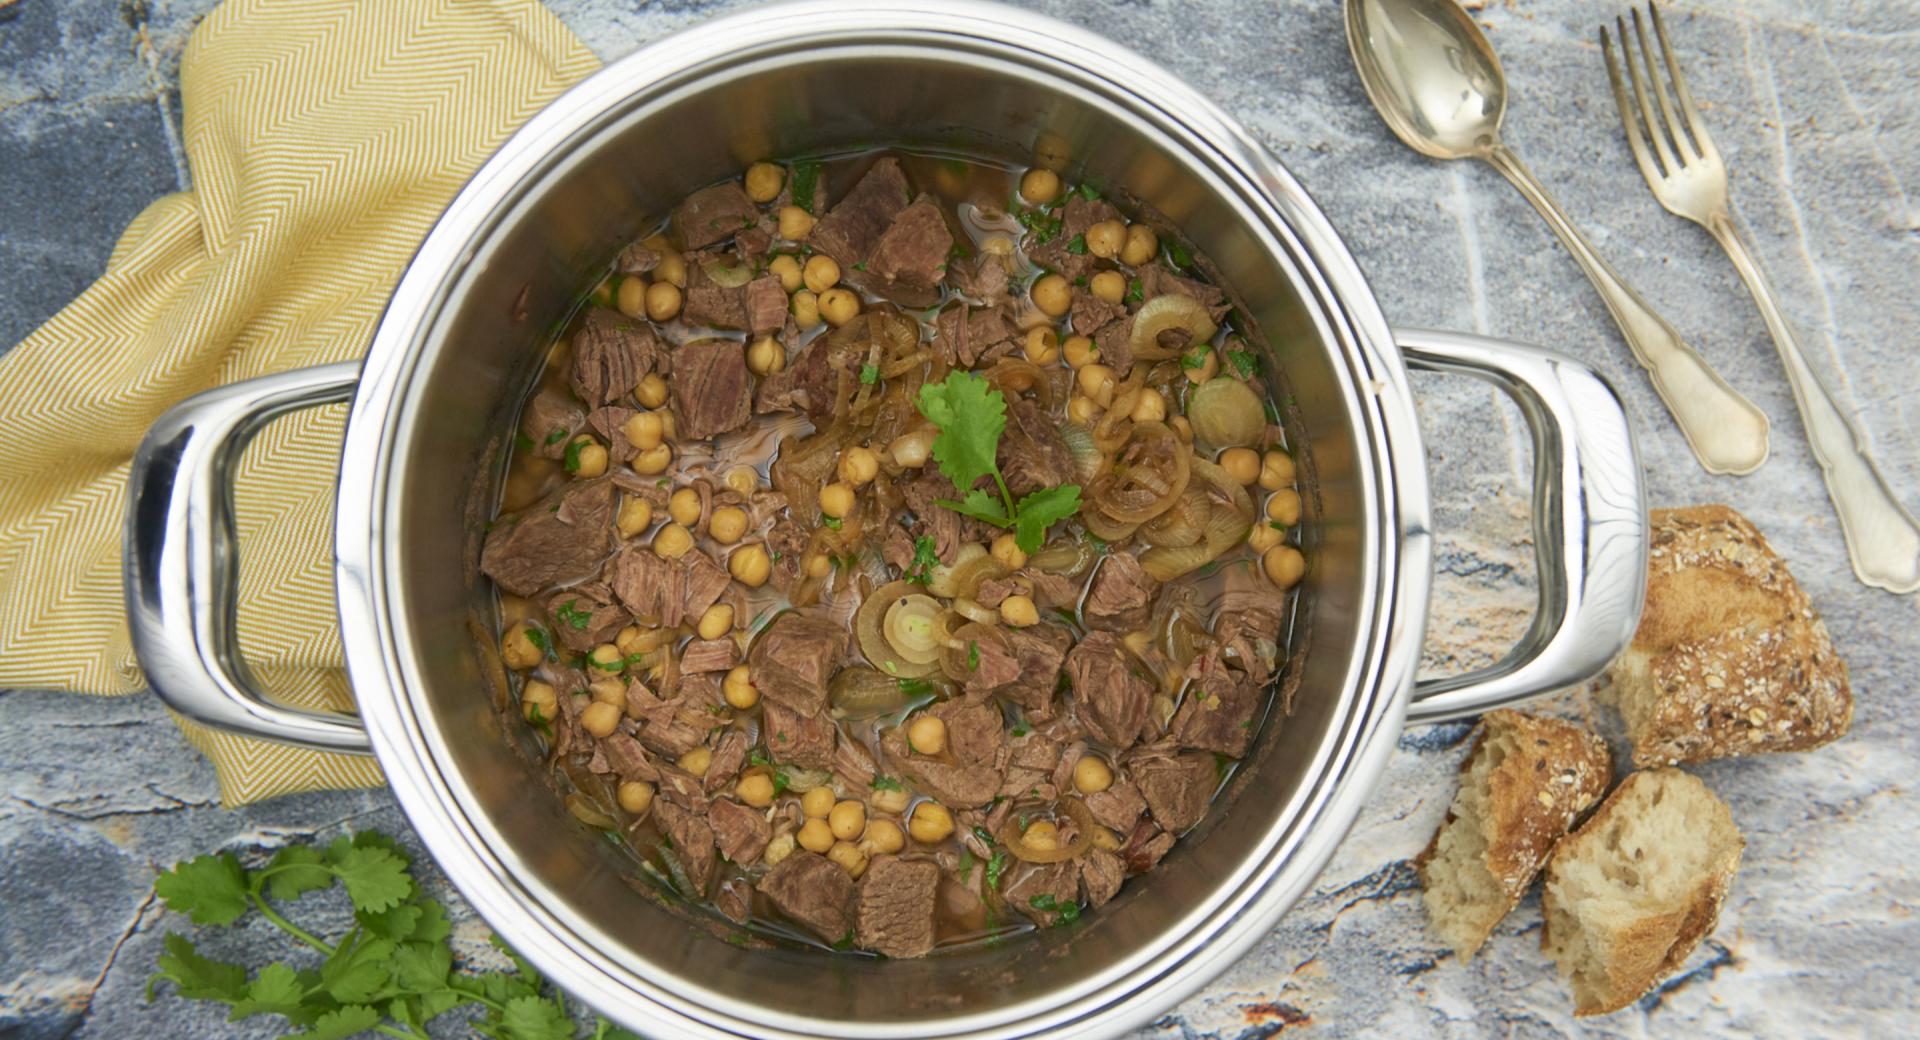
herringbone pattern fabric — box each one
[0,0,598,805]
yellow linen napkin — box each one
[0,0,598,805]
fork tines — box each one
[1601,3,1722,186]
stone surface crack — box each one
[79,887,159,1026]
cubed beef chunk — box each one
[653,801,717,897]
[607,545,730,627]
[1131,750,1218,833]
[998,398,1076,497]
[713,879,752,924]
[866,195,953,294]
[570,308,662,408]
[929,700,1005,767]
[683,262,749,330]
[1168,662,1258,757]
[1069,290,1126,338]
[955,622,1020,695]
[703,730,749,793]
[1083,778,1146,834]
[1002,625,1072,718]
[854,856,940,958]
[933,303,1016,369]
[520,388,586,459]
[545,582,627,653]
[1066,632,1153,748]
[758,851,856,943]
[672,182,760,250]
[764,701,836,770]
[680,638,739,674]
[746,612,846,715]
[481,477,616,596]
[1025,196,1121,282]
[1121,821,1177,874]
[949,252,1008,305]
[615,242,660,274]
[600,733,658,783]
[883,727,1002,808]
[745,274,789,338]
[1208,608,1285,686]
[586,405,642,463]
[833,739,879,791]
[1084,554,1159,632]
[1080,847,1126,908]
[1022,569,1084,612]
[709,798,771,866]
[1138,261,1230,322]
[655,764,711,813]
[670,339,752,440]
[1005,861,1080,927]
[808,158,910,267]
[1094,316,1134,370]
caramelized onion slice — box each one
[855,580,942,679]
[998,797,1096,863]
[1187,377,1266,450]
[1088,421,1191,524]
[1128,295,1216,361]
[565,794,618,830]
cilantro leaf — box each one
[320,931,394,1004]
[498,995,576,1040]
[554,599,592,630]
[302,1004,383,1039]
[229,962,306,1020]
[1012,485,1081,554]
[903,535,939,585]
[1065,234,1088,255]
[393,941,452,992]
[264,846,333,902]
[940,487,1011,527]
[155,853,250,926]
[562,437,586,474]
[331,846,411,914]
[1227,347,1259,379]
[916,371,1005,497]
[871,775,905,792]
[859,363,880,385]
[150,932,247,1001]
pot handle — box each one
[1396,329,1648,723]
[123,362,374,753]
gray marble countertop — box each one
[3,0,1915,1037]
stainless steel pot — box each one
[123,2,1648,1036]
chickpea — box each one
[990,532,1028,571]
[728,542,772,587]
[653,252,687,288]
[724,465,759,497]
[868,786,910,814]
[801,786,837,819]
[909,802,955,844]
[1248,522,1285,554]
[829,800,867,841]
[777,204,816,240]
[1183,349,1220,384]
[980,234,1015,257]
[1085,219,1126,259]
[678,746,713,776]
[889,428,935,468]
[999,594,1040,628]
[588,642,624,673]
[635,372,669,408]
[797,818,834,853]
[819,482,856,519]
[791,290,821,329]
[1259,449,1297,491]
[709,506,748,545]
[827,840,867,878]
[667,487,701,526]
[617,780,655,815]
[629,444,670,476]
[747,335,785,376]
[1220,447,1261,486]
[567,436,608,478]
[653,523,694,559]
[864,819,905,856]
[1265,488,1302,526]
[825,451,876,493]
[616,625,660,658]
[1131,388,1167,423]
[1062,334,1099,369]
[502,623,542,670]
[1089,825,1121,852]
[818,288,860,327]
[581,701,621,738]
[1023,326,1060,365]
[1019,167,1061,204]
[1076,363,1116,404]
[1073,756,1114,794]
[615,275,647,319]
[1089,270,1127,304]
[1263,545,1306,588]
[520,680,557,722]
[644,281,682,322]
[802,255,841,293]
[744,161,785,203]
[614,496,653,539]
[737,772,776,807]
[719,664,758,709]
[767,254,803,293]
[906,715,947,756]
[697,603,734,641]
[1031,273,1071,317]
[1022,820,1061,852]
[803,552,832,579]
[1066,395,1099,425]
[1120,223,1160,266]
[589,678,626,706]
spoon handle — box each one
[1481,143,1770,477]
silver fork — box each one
[1603,4,1920,593]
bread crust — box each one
[1608,505,1851,766]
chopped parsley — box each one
[904,535,939,586]
[1075,181,1101,201]
[871,775,905,792]
[525,703,553,741]
[821,514,844,531]
[1165,238,1194,271]
[1123,278,1144,305]
[514,432,535,453]
[1215,752,1235,780]
[789,161,822,213]
[771,770,791,796]
[1227,347,1260,379]
[1029,894,1059,911]
[967,640,981,672]
[831,931,855,951]
[749,748,772,767]
[554,599,592,630]
[521,626,555,660]
[562,437,587,474]
[544,427,569,446]
[850,260,867,272]
[896,678,933,697]
[1072,275,1087,287]
[859,363,880,385]
[1065,234,1088,255]
[1269,520,1287,532]
[985,850,1011,891]
[957,849,975,882]
[1015,207,1063,244]
[948,240,971,260]
[1179,349,1210,371]
[1009,720,1030,738]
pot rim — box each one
[335,2,1432,1036]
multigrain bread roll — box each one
[1417,710,1612,960]
[1607,504,1851,767]
[1541,768,1743,1016]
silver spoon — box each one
[1343,0,1771,477]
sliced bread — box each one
[1417,710,1612,960]
[1540,768,1743,1015]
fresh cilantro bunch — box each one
[149,831,637,1040]
[914,371,1081,553]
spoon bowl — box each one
[1344,0,1508,160]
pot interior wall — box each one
[386,42,1373,1030]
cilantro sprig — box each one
[149,831,639,1040]
[914,371,1081,553]
[903,535,939,586]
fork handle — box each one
[1482,143,1771,476]
[1704,211,1920,593]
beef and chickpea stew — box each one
[481,152,1307,958]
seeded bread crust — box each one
[1607,504,1851,767]
[1416,710,1612,959]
